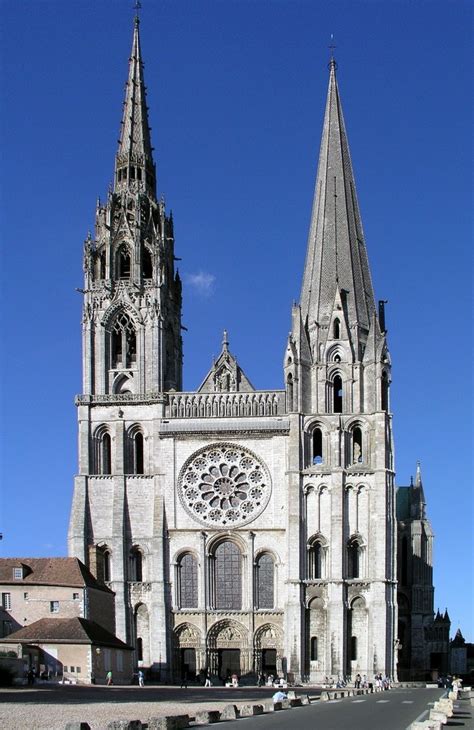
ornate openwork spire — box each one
[114,15,156,196]
[299,61,376,333]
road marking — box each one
[352,699,366,703]
[402,700,414,704]
[376,699,390,703]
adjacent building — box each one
[0,557,115,638]
[68,15,443,683]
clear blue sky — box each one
[1,1,472,640]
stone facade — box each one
[68,19,436,683]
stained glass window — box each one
[179,553,198,608]
[215,541,241,610]
[256,553,274,609]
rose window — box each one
[178,443,271,527]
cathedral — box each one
[68,16,441,683]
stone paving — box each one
[0,685,288,730]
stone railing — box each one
[76,389,287,417]
[165,390,286,418]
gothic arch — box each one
[254,623,283,648]
[175,551,199,609]
[175,622,201,648]
[207,619,248,649]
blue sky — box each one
[1,0,472,640]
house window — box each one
[70,666,75,672]
[13,567,23,580]
[76,667,81,673]
[24,592,29,601]
[2,620,12,636]
[2,593,11,610]
[73,593,80,600]
[50,600,59,613]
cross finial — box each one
[328,33,337,71]
[134,0,142,25]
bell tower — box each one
[284,58,397,682]
[81,16,182,397]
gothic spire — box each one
[300,60,376,333]
[114,16,156,196]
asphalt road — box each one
[217,688,473,730]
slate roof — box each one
[0,557,113,593]
[1,617,132,649]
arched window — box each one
[255,553,274,609]
[111,312,136,369]
[312,428,323,464]
[102,549,111,582]
[287,374,294,412]
[128,430,144,474]
[213,541,242,610]
[142,247,153,279]
[308,538,325,579]
[130,547,143,582]
[178,553,198,609]
[96,250,106,280]
[136,637,143,661]
[117,246,131,278]
[352,427,363,463]
[333,318,340,339]
[381,370,389,411]
[310,636,318,661]
[96,545,111,582]
[333,374,343,413]
[347,538,361,579]
[97,431,111,475]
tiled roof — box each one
[0,558,113,593]
[2,617,132,649]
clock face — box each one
[178,443,272,528]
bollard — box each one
[240,704,264,716]
[220,704,239,720]
[194,710,221,725]
[300,694,311,705]
[147,716,190,730]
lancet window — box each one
[255,553,274,609]
[307,537,326,579]
[129,547,144,582]
[95,429,112,475]
[142,247,153,279]
[210,541,242,610]
[111,312,136,369]
[117,246,131,279]
[347,537,362,579]
[177,553,198,609]
[333,374,343,413]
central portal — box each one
[218,649,241,680]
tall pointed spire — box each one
[300,60,376,334]
[114,16,156,196]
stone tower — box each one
[283,58,396,681]
[69,23,399,683]
[69,16,182,648]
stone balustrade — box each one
[165,390,286,418]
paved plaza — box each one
[1,684,472,730]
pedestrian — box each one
[138,669,144,687]
[231,672,239,687]
[27,668,35,686]
[204,669,212,687]
[106,670,113,686]
[273,689,287,703]
[354,673,361,689]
